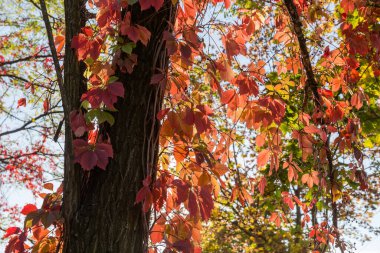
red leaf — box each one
[318,88,333,98]
[17,98,26,108]
[136,25,151,46]
[70,110,92,137]
[121,16,151,46]
[73,139,113,171]
[173,240,192,253]
[302,171,319,188]
[43,98,49,113]
[257,149,270,167]
[180,43,192,59]
[304,125,320,134]
[150,73,164,84]
[188,190,198,218]
[322,46,330,58]
[157,108,170,120]
[198,185,214,220]
[351,92,363,110]
[288,166,297,182]
[150,222,165,244]
[269,212,281,227]
[256,133,266,147]
[283,195,295,210]
[341,0,355,13]
[2,227,21,238]
[235,74,259,96]
[71,31,102,61]
[135,186,153,212]
[172,179,190,204]
[196,104,214,116]
[139,0,164,11]
[108,82,125,97]
[221,89,236,105]
[80,151,98,171]
[94,143,114,169]
[213,163,229,177]
[135,186,150,204]
[21,204,37,215]
[81,82,124,109]
[194,113,210,134]
[258,177,266,195]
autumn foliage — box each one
[1,0,380,252]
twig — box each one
[39,0,65,106]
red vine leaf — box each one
[73,139,113,171]
[2,227,21,239]
[21,204,37,215]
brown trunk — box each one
[62,1,176,252]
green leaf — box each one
[81,100,90,110]
[316,201,324,211]
[86,109,115,126]
[99,111,115,125]
[108,76,119,84]
[121,42,135,54]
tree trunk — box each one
[62,1,176,252]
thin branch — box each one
[283,0,322,108]
[0,54,53,67]
[39,0,65,105]
[0,111,63,137]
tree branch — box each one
[0,53,53,67]
[39,0,65,106]
[283,0,322,108]
[0,111,63,137]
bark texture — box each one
[62,1,176,252]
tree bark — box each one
[62,1,176,252]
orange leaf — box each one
[43,183,54,191]
[258,177,266,195]
[150,217,165,243]
[213,163,229,177]
[257,149,270,167]
[220,89,236,105]
[255,133,266,147]
[54,35,65,54]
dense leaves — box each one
[1,0,380,252]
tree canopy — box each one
[0,0,379,252]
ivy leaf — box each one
[139,0,164,11]
[73,139,113,171]
[220,89,236,105]
[71,28,102,61]
[257,149,270,168]
[81,82,124,109]
[2,227,21,239]
[121,43,135,54]
[70,110,93,137]
[258,177,267,195]
[21,204,37,215]
[198,185,214,221]
[188,190,198,218]
[150,216,165,243]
